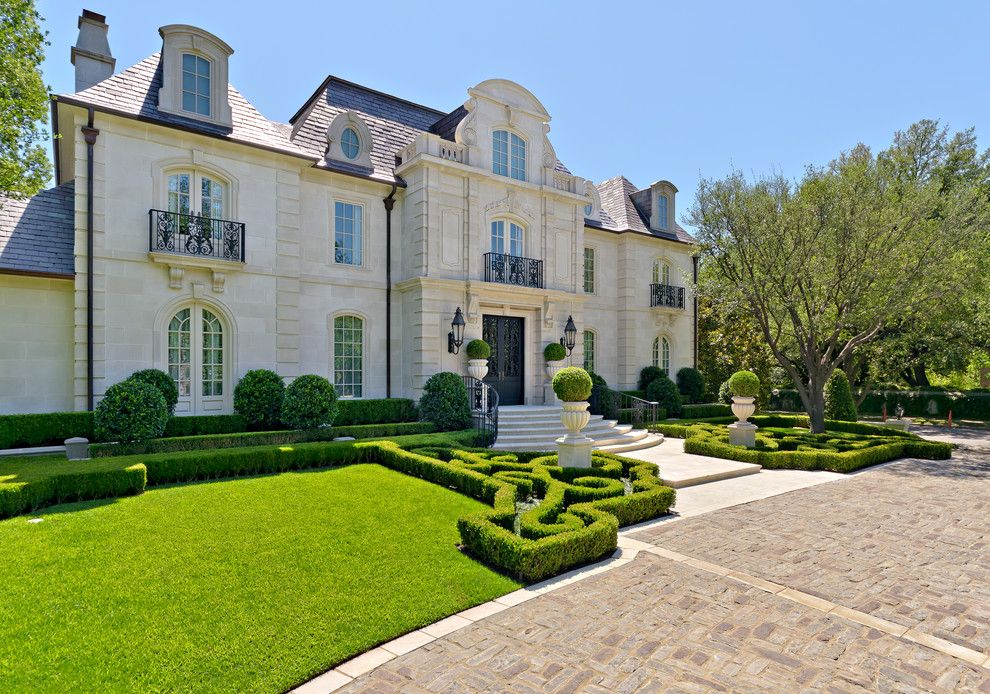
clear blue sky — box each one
[37,0,990,227]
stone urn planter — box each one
[552,367,594,468]
[727,370,760,448]
[467,358,489,381]
[730,395,756,424]
[545,359,565,380]
[560,400,591,436]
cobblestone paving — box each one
[338,553,990,693]
[631,450,990,657]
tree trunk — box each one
[807,373,828,434]
[912,363,930,388]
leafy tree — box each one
[691,121,989,432]
[0,0,51,197]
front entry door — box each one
[482,315,524,406]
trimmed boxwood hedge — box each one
[771,388,990,421]
[680,403,732,419]
[0,458,146,519]
[0,412,95,449]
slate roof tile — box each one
[0,182,75,277]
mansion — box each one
[0,10,697,415]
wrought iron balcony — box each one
[149,209,245,262]
[484,252,544,289]
[650,283,686,309]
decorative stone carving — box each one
[466,293,480,324]
[543,298,555,328]
[212,270,226,293]
[168,266,184,289]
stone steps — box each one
[493,406,663,453]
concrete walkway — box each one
[620,436,762,488]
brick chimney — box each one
[70,9,115,92]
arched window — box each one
[492,130,526,181]
[490,220,524,257]
[167,304,226,413]
[583,330,596,373]
[181,53,212,116]
[333,315,364,398]
[652,336,671,375]
[168,170,226,219]
[652,258,671,286]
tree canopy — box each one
[0,0,51,197]
[691,120,990,432]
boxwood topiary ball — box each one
[281,374,338,430]
[543,342,567,362]
[728,370,760,398]
[234,369,285,429]
[552,367,593,402]
[127,368,179,415]
[94,379,169,443]
[465,339,491,360]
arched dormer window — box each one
[653,336,671,375]
[490,219,524,257]
[493,130,526,181]
[181,53,212,116]
[158,25,233,127]
[326,111,373,168]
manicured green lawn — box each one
[0,463,519,693]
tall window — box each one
[168,172,225,218]
[583,330,595,373]
[333,315,364,397]
[491,220,524,256]
[168,308,192,398]
[657,194,669,230]
[583,247,595,293]
[181,53,211,116]
[341,127,360,159]
[166,304,226,413]
[201,310,224,396]
[652,259,671,286]
[334,201,363,265]
[653,336,670,375]
[492,130,526,181]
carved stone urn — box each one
[730,396,756,424]
[467,359,489,381]
[560,401,591,436]
[545,360,565,381]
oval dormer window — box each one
[341,127,360,160]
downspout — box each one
[82,108,99,411]
[692,254,699,368]
[383,177,398,398]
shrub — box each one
[335,398,418,426]
[0,460,146,519]
[0,412,94,449]
[676,367,705,404]
[552,367,593,402]
[717,380,732,404]
[164,414,247,437]
[233,370,285,429]
[638,366,663,392]
[465,339,491,360]
[419,372,472,431]
[94,380,169,443]
[825,371,858,422]
[587,371,607,388]
[543,342,567,362]
[281,375,338,430]
[646,374,683,417]
[680,403,731,419]
[728,370,760,398]
[128,369,179,415]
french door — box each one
[168,305,226,414]
[482,315,524,406]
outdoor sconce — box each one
[447,307,466,354]
[560,315,577,356]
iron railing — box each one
[149,209,246,262]
[463,375,499,446]
[589,385,662,426]
[650,283,685,309]
[484,252,544,289]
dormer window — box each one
[181,54,212,116]
[657,194,669,230]
[341,127,360,160]
[493,130,526,181]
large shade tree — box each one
[691,121,989,432]
[0,0,51,197]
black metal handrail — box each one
[589,384,661,426]
[463,375,499,446]
[149,209,245,262]
[484,252,543,289]
[650,283,685,309]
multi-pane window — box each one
[168,172,225,218]
[201,310,224,396]
[490,220,524,256]
[657,194,669,230]
[334,201,363,265]
[652,259,671,286]
[653,336,670,375]
[341,127,360,159]
[583,330,595,373]
[583,247,595,293]
[181,53,211,116]
[168,308,191,397]
[492,130,526,181]
[333,315,364,397]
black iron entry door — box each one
[482,315,524,406]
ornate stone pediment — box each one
[484,189,536,222]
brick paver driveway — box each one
[339,433,990,693]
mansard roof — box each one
[591,175,696,244]
[0,182,75,278]
[57,53,312,159]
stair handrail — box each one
[462,375,499,446]
[589,384,661,427]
